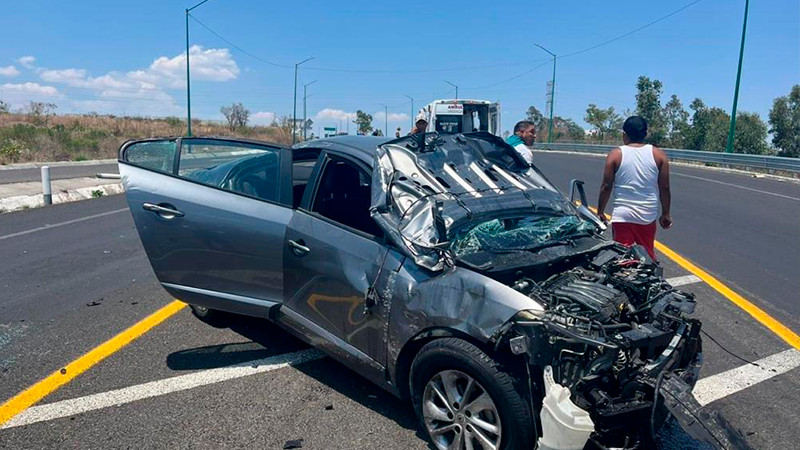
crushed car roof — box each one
[369,132,578,271]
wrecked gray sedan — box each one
[119,132,733,450]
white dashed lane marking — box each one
[2,349,324,429]
[672,172,800,202]
[694,348,800,406]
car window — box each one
[178,139,281,202]
[292,148,321,208]
[310,158,382,237]
[123,140,177,174]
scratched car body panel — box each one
[119,133,739,450]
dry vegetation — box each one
[0,113,295,165]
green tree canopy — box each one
[525,106,545,130]
[584,104,621,141]
[768,85,800,157]
[634,76,667,144]
[355,110,373,134]
[663,94,689,148]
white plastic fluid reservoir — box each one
[537,365,595,450]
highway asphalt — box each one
[1,154,798,449]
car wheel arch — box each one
[393,327,493,400]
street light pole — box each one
[293,56,314,145]
[303,80,317,141]
[380,103,388,137]
[725,0,749,154]
[535,44,556,145]
[444,81,458,100]
[404,95,414,129]
[184,0,211,137]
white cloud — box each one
[17,56,36,69]
[1,82,61,97]
[0,65,20,77]
[39,68,88,84]
[1,82,62,108]
[316,108,356,121]
[29,46,237,116]
[128,45,239,89]
[374,111,409,122]
[251,111,276,125]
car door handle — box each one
[142,202,184,218]
[288,239,310,256]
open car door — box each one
[118,137,292,316]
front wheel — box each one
[409,338,534,450]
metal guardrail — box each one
[533,142,800,174]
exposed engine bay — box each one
[493,243,746,449]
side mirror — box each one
[569,179,607,231]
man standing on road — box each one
[506,121,536,165]
[596,116,672,260]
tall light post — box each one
[725,0,749,154]
[535,44,556,144]
[185,0,211,137]
[293,56,314,145]
[404,95,414,129]
[303,80,317,140]
[444,81,458,100]
[379,103,388,137]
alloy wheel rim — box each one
[422,369,502,450]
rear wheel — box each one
[189,304,232,328]
[410,338,534,450]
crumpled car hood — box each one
[370,132,577,271]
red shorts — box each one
[612,221,657,259]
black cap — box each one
[623,116,648,142]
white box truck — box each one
[418,99,501,136]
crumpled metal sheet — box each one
[370,133,575,271]
[384,260,546,382]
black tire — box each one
[189,304,232,328]
[409,337,534,450]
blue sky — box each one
[2,0,798,136]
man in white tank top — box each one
[596,116,672,259]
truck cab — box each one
[419,99,501,136]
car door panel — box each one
[283,210,403,366]
[119,138,292,315]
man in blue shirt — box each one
[507,121,536,164]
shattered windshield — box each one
[450,214,596,257]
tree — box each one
[220,102,249,131]
[768,85,800,157]
[584,104,621,141]
[684,100,767,154]
[546,117,584,142]
[635,76,667,144]
[732,112,769,155]
[0,100,9,114]
[525,106,546,130]
[26,101,57,126]
[662,94,689,148]
[354,110,373,134]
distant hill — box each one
[0,113,294,164]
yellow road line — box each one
[0,300,186,426]
[654,242,800,350]
[588,205,800,350]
